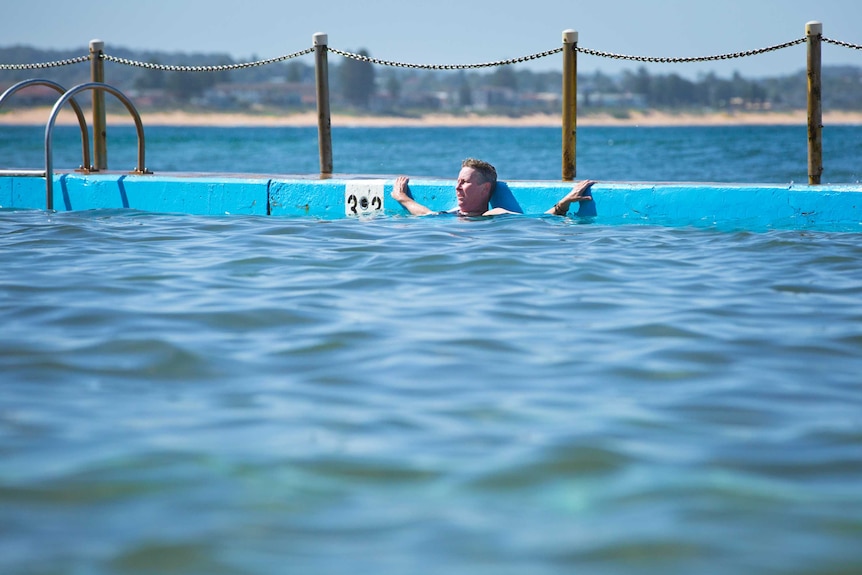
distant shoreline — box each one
[3,107,862,127]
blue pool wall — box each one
[1,172,861,230]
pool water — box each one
[2,208,860,574]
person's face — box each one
[455,167,492,214]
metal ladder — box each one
[0,80,151,210]
[0,78,92,176]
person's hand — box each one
[568,179,596,202]
[547,180,597,215]
[391,176,411,203]
[390,175,434,216]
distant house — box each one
[519,91,562,113]
[471,86,518,110]
[579,91,648,109]
[396,91,449,111]
[199,81,316,109]
[126,88,174,108]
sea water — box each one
[1,126,861,575]
[3,124,862,182]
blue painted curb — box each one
[2,172,860,231]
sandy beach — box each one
[2,107,862,127]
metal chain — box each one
[0,55,89,70]
[101,48,315,72]
[4,35,856,73]
[823,37,862,50]
[576,37,807,63]
[327,46,564,70]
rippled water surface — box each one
[2,208,861,575]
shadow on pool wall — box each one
[1,172,861,231]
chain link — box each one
[823,36,862,50]
[575,37,807,64]
[327,47,564,70]
[0,55,89,70]
[101,48,315,72]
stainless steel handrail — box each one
[0,79,92,172]
[45,82,151,210]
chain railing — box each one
[101,48,315,72]
[823,37,862,51]
[1,24,858,183]
[575,38,807,64]
[3,34,860,75]
[0,55,89,70]
[327,46,564,70]
[4,33,861,76]
[10,32,862,72]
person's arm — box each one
[391,176,435,216]
[483,207,518,216]
[546,180,596,216]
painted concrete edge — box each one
[2,173,861,230]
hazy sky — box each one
[3,0,861,78]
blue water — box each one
[3,124,862,183]
[2,126,862,575]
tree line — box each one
[1,45,860,113]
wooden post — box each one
[89,39,107,171]
[562,30,577,181]
[314,33,333,176]
[806,21,823,185]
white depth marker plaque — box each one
[345,180,385,216]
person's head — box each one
[456,158,497,215]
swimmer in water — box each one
[390,157,596,217]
